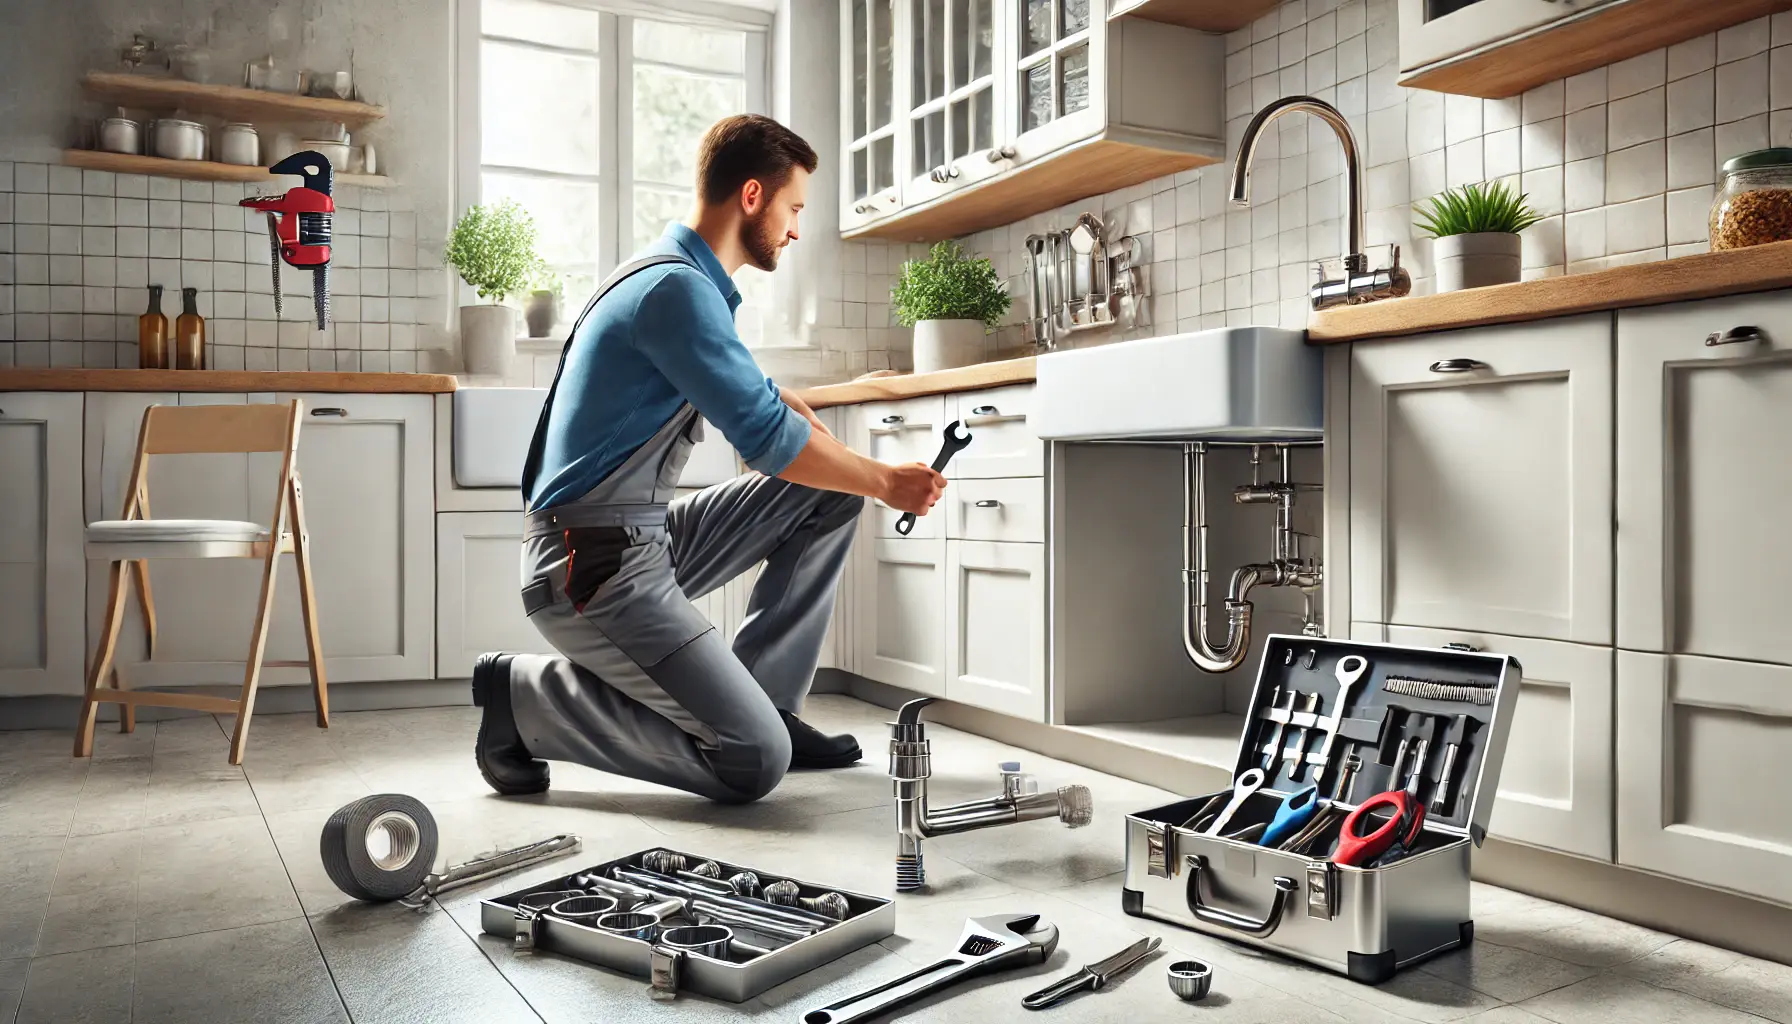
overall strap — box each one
[519,254,695,510]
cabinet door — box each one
[903,0,1008,206]
[262,394,434,682]
[0,393,85,697]
[841,0,904,230]
[85,392,283,686]
[953,385,1042,479]
[1006,0,1103,165]
[436,512,557,675]
[945,539,1045,720]
[1617,650,1792,906]
[1384,624,1614,862]
[1617,294,1792,665]
[856,535,947,694]
[1349,314,1613,644]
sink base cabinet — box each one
[0,393,86,697]
[1618,651,1792,908]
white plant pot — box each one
[911,319,986,375]
[1433,232,1522,292]
[460,304,517,377]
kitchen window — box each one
[461,0,772,340]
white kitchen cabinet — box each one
[945,539,1046,720]
[1348,314,1613,645]
[945,476,1045,543]
[839,0,1223,240]
[953,386,1042,479]
[1381,624,1614,862]
[840,0,904,232]
[856,535,947,694]
[856,393,949,537]
[1398,0,1586,77]
[1617,650,1792,907]
[1617,294,1792,667]
[0,393,85,697]
[436,512,558,675]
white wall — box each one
[0,0,461,370]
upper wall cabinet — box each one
[1398,0,1792,99]
[839,0,1225,242]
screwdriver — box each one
[1429,714,1480,816]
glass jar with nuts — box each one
[1710,148,1792,250]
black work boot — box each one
[471,653,550,795]
[781,710,863,770]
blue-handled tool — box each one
[1259,784,1321,847]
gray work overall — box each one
[508,256,862,803]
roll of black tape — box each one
[320,794,440,901]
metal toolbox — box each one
[479,847,895,1002]
[1121,634,1521,984]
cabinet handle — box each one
[311,407,349,417]
[1705,325,1767,347]
[974,499,1001,508]
[853,202,872,214]
[1442,641,1480,652]
[1427,358,1488,373]
[971,405,998,416]
[881,414,904,424]
[987,145,1017,163]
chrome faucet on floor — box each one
[889,698,1093,892]
[1231,96,1411,310]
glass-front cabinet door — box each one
[841,0,902,231]
[1007,0,1103,162]
[902,0,1008,206]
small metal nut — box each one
[726,871,762,898]
[1167,959,1213,1001]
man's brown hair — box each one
[695,114,819,206]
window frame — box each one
[454,0,772,307]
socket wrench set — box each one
[479,847,894,1002]
[1121,634,1521,984]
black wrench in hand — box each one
[895,420,972,535]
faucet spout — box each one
[1230,95,1365,274]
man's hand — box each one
[881,463,946,517]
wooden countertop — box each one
[1308,240,1792,343]
[0,369,458,393]
[798,356,1036,408]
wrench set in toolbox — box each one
[1121,634,1522,984]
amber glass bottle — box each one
[138,285,169,369]
[174,287,206,370]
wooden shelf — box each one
[62,150,392,189]
[843,136,1222,243]
[82,71,385,127]
[1107,0,1281,34]
[1400,0,1792,99]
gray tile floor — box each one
[4,695,1790,1023]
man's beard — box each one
[741,210,783,272]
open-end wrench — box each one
[1309,655,1369,783]
[895,420,972,536]
[1200,768,1266,836]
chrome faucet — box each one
[1230,96,1411,310]
[889,698,1093,892]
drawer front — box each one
[862,395,948,467]
[945,477,1044,544]
[954,386,1042,479]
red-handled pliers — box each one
[1333,736,1430,867]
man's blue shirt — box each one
[527,223,811,510]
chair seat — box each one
[86,519,271,545]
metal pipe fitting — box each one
[889,698,1094,892]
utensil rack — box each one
[1024,212,1148,350]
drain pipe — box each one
[1183,443,1268,673]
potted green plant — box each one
[891,240,1012,374]
[1414,181,1543,292]
[523,263,562,339]
[443,198,542,375]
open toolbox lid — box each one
[1227,634,1523,846]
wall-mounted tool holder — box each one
[479,847,894,1003]
[1023,212,1147,350]
[1120,634,1521,985]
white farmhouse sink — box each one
[1031,326,1322,441]
[452,388,740,489]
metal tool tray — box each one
[1121,634,1521,984]
[479,847,895,1003]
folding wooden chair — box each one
[74,399,327,764]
